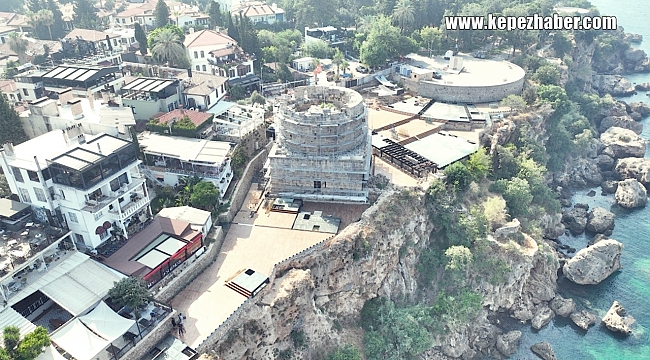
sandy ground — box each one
[367,108,411,130]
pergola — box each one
[373,137,437,178]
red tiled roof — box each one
[183,29,237,49]
[0,79,17,92]
[154,109,212,127]
[231,1,277,17]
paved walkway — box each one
[170,209,330,348]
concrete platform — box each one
[368,108,410,130]
[378,119,442,142]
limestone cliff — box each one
[207,188,560,360]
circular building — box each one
[268,86,371,203]
[404,53,526,103]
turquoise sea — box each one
[512,1,650,359]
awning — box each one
[79,301,135,343]
[227,74,260,87]
[0,306,36,343]
[50,318,110,360]
[36,346,67,360]
[0,198,31,219]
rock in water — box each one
[571,310,598,330]
[496,330,522,357]
[629,101,650,116]
[561,206,588,235]
[602,301,635,335]
[615,157,650,185]
[531,306,555,330]
[599,115,643,134]
[615,179,648,209]
[601,180,619,194]
[549,295,576,317]
[600,127,647,158]
[562,239,623,285]
[531,341,557,360]
[586,207,616,234]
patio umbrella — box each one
[95,226,105,235]
[103,221,112,230]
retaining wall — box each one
[120,309,177,360]
[417,78,525,103]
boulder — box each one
[494,218,521,241]
[601,180,619,194]
[600,127,647,159]
[570,310,598,330]
[556,159,603,188]
[562,238,623,285]
[531,341,557,360]
[541,213,565,240]
[591,75,635,97]
[602,301,635,335]
[615,157,650,185]
[625,48,647,62]
[624,33,643,43]
[496,331,522,357]
[561,206,588,235]
[597,154,616,171]
[599,115,643,134]
[629,101,650,117]
[549,295,576,317]
[634,82,650,91]
[531,306,555,330]
[615,179,648,209]
[586,207,616,234]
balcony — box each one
[81,178,146,213]
[108,195,150,221]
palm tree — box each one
[332,48,343,77]
[392,0,415,33]
[150,28,189,68]
[175,175,202,206]
[172,10,181,27]
[7,32,28,64]
[37,10,55,41]
[341,61,350,74]
[357,15,375,33]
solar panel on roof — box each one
[122,78,147,91]
[75,69,100,82]
[66,69,90,81]
[42,67,67,78]
[54,68,78,79]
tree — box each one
[553,31,572,57]
[0,0,22,12]
[73,0,100,30]
[108,277,151,316]
[0,326,50,360]
[0,174,11,198]
[500,94,526,111]
[0,91,28,145]
[226,13,239,43]
[134,23,148,56]
[444,245,472,271]
[533,64,560,86]
[419,26,443,52]
[502,177,533,218]
[105,0,115,10]
[392,0,415,33]
[45,0,66,39]
[208,1,222,28]
[466,147,491,181]
[37,9,54,40]
[154,0,170,28]
[483,196,507,230]
[327,345,362,360]
[360,15,416,68]
[340,61,349,74]
[228,85,245,100]
[249,91,265,105]
[7,32,28,64]
[444,162,471,191]
[189,181,219,211]
[332,48,344,77]
[276,63,293,82]
[149,27,190,68]
[175,175,202,206]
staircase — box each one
[418,98,436,116]
[140,167,163,185]
[225,281,252,298]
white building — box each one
[157,206,213,238]
[176,69,228,110]
[184,29,242,73]
[207,101,264,139]
[230,2,284,24]
[114,2,156,30]
[0,129,151,249]
[138,132,233,197]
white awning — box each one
[36,346,67,360]
[0,306,36,343]
[79,301,135,343]
[50,318,110,360]
[39,258,123,316]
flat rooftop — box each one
[292,211,340,233]
[138,132,231,164]
[406,53,525,88]
[404,132,479,168]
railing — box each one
[81,178,145,213]
[108,195,150,221]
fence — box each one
[194,234,336,353]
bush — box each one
[327,345,362,360]
[483,195,508,230]
[444,162,472,191]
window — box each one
[121,19,125,23]
[34,188,47,202]
[59,189,66,199]
[27,170,39,182]
[18,188,31,203]
[74,233,84,243]
[12,167,24,182]
[314,181,321,188]
[202,65,206,71]
[68,212,78,223]
[196,65,200,70]
[118,197,124,203]
[200,51,204,58]
[194,51,198,58]
[93,211,103,221]
[22,89,28,96]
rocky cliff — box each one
[207,188,560,359]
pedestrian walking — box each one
[179,323,186,336]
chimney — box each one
[96,142,102,155]
[67,99,84,120]
[187,68,192,78]
[189,27,195,34]
[215,26,220,33]
[59,88,74,104]
[3,143,14,157]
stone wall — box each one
[417,77,525,103]
[153,226,225,303]
[120,309,177,360]
[217,145,270,224]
